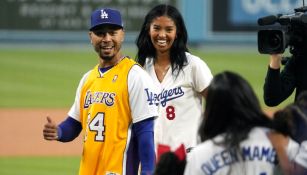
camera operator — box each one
[263,50,307,106]
[259,5,307,106]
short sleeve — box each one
[189,54,213,92]
[184,143,208,175]
[184,152,196,175]
[128,65,159,123]
[294,141,307,168]
[286,138,300,160]
[68,71,91,122]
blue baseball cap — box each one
[90,8,123,31]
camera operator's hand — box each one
[269,54,282,69]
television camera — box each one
[258,3,307,56]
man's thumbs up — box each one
[43,116,58,141]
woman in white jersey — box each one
[184,71,280,175]
[135,4,213,152]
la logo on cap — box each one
[100,10,108,19]
[90,8,123,30]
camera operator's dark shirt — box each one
[264,56,307,106]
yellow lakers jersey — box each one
[78,57,137,175]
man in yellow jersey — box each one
[43,8,158,175]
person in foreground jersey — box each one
[184,71,280,175]
[42,8,158,175]
[268,91,307,175]
[135,4,213,152]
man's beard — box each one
[99,53,113,61]
[95,46,114,61]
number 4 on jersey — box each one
[88,113,105,141]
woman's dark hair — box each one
[296,90,307,108]
[135,4,189,76]
[198,71,272,149]
[273,91,307,143]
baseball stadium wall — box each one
[0,0,303,44]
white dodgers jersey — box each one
[144,52,213,150]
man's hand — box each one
[269,54,282,69]
[43,116,59,141]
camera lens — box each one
[258,29,285,54]
[267,33,282,49]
